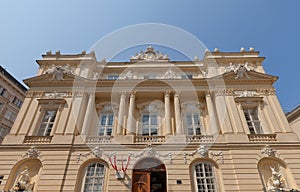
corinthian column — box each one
[164,91,171,135]
[126,92,136,135]
[117,92,126,135]
[81,93,94,135]
[174,93,183,134]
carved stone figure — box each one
[12,167,34,191]
[235,65,249,79]
[267,167,285,191]
[130,46,169,61]
[163,69,176,79]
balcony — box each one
[134,135,166,143]
[248,134,277,142]
[86,136,112,144]
[186,135,215,143]
[23,136,53,144]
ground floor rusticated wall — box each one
[0,143,299,192]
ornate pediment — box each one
[24,72,86,86]
[130,46,169,62]
[214,70,278,83]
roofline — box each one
[0,65,27,92]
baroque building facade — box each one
[0,66,26,143]
[0,47,299,192]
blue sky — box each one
[0,1,299,111]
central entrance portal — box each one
[132,158,166,192]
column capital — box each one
[129,91,136,98]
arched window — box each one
[193,162,217,192]
[81,162,106,192]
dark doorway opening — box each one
[132,158,167,192]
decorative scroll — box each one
[261,145,277,157]
[129,144,173,165]
[130,46,169,61]
[22,146,40,159]
[183,145,223,164]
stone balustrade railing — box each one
[248,134,277,142]
[134,135,166,143]
[23,136,53,144]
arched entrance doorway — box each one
[132,158,166,192]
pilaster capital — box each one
[164,90,172,97]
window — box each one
[82,162,105,192]
[98,113,114,136]
[194,162,217,192]
[142,113,158,136]
[186,112,202,135]
[107,75,119,80]
[12,97,23,108]
[4,111,16,122]
[243,108,262,134]
[0,126,9,139]
[181,74,193,79]
[0,102,3,111]
[37,110,57,136]
[0,87,6,96]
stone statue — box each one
[267,167,285,191]
[12,166,34,191]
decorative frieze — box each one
[257,88,276,95]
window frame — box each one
[141,113,159,136]
[235,96,264,135]
[243,107,262,134]
[193,162,218,192]
[98,113,114,136]
[185,112,202,135]
[36,109,58,136]
[81,162,106,192]
[35,99,65,136]
[182,102,205,135]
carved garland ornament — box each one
[183,145,224,164]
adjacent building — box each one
[0,47,299,192]
[287,105,300,141]
[0,66,27,143]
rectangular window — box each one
[181,74,193,79]
[4,111,16,122]
[243,108,262,134]
[142,113,158,136]
[99,113,114,136]
[0,126,9,139]
[0,87,6,96]
[107,75,119,80]
[37,110,57,136]
[186,113,202,135]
